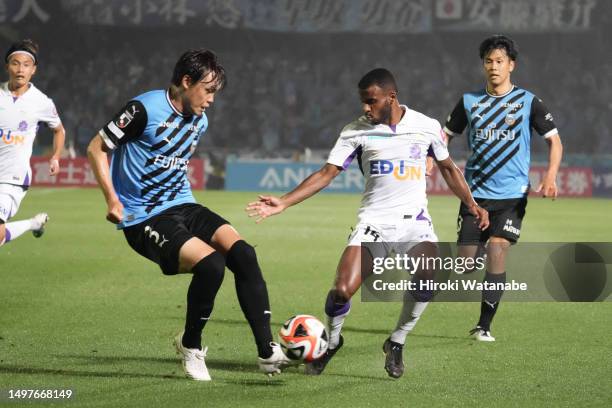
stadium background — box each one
[6,0,611,196]
[1,1,611,407]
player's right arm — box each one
[247,129,359,223]
[246,163,341,223]
[87,100,147,224]
[443,96,468,143]
[87,134,123,224]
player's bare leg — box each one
[305,246,373,375]
[385,241,438,378]
[471,236,511,341]
[210,224,289,375]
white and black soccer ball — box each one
[278,315,329,362]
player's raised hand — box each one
[535,178,558,200]
[49,158,60,176]
[468,203,489,230]
[246,195,286,223]
[106,198,123,224]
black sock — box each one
[182,251,226,349]
[226,240,274,359]
[477,271,506,331]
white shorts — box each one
[347,208,438,258]
[0,183,27,223]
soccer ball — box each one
[278,315,329,362]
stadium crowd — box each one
[26,29,612,158]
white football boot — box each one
[174,332,211,381]
[31,213,49,238]
[470,326,496,342]
[258,342,292,376]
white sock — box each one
[4,219,33,243]
[327,311,349,349]
[390,300,429,345]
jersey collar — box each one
[1,81,34,99]
[165,89,189,117]
[485,84,515,98]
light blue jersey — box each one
[444,86,558,199]
[99,90,207,228]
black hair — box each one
[5,39,39,65]
[358,68,397,91]
[479,35,518,61]
[171,49,226,89]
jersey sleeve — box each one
[429,121,450,161]
[443,97,467,137]
[40,98,62,129]
[99,100,147,150]
[530,96,558,138]
[327,133,361,170]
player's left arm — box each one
[436,157,489,230]
[43,99,65,175]
[530,97,563,199]
[429,124,488,230]
[426,97,467,176]
[49,123,65,176]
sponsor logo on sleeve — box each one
[116,104,139,129]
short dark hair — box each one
[171,49,226,89]
[358,68,397,91]
[479,35,518,61]
[5,39,39,65]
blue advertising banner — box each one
[226,161,364,193]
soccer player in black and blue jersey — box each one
[443,35,563,341]
[87,49,290,380]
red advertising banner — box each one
[426,166,592,197]
[29,157,205,189]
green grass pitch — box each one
[1,189,610,407]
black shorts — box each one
[123,203,229,275]
[457,197,527,244]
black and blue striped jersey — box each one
[99,90,207,228]
[444,86,558,199]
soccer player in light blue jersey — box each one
[443,35,563,341]
[87,49,289,381]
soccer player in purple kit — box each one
[0,39,65,247]
[248,68,489,378]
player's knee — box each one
[192,251,226,285]
[226,240,263,282]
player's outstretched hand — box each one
[106,198,123,224]
[468,203,489,230]
[246,195,286,223]
[535,179,558,200]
